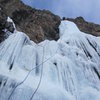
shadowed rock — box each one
[0,8,15,43]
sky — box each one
[22,0,100,24]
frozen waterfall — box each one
[0,20,100,100]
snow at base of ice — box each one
[0,20,100,100]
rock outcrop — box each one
[0,0,100,43]
[0,0,60,43]
[66,17,100,36]
[0,8,15,43]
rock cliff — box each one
[66,17,100,36]
[0,0,60,43]
[1,0,100,43]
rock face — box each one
[0,8,15,43]
[0,0,60,43]
[66,17,100,36]
[1,0,100,43]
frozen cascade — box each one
[0,20,100,100]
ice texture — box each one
[0,20,100,100]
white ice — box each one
[0,20,100,100]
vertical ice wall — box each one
[0,20,100,100]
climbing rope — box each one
[30,44,45,100]
[8,41,59,100]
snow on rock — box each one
[7,17,16,31]
[0,20,100,100]
[4,17,16,39]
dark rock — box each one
[65,16,100,36]
[5,22,15,33]
[0,30,5,42]
[0,8,15,43]
[0,9,7,30]
[0,9,7,42]
[0,0,61,43]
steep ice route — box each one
[0,20,100,100]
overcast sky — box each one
[22,0,100,24]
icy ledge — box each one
[0,20,100,100]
